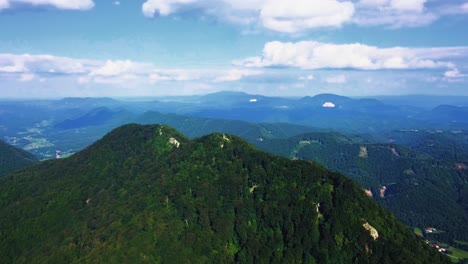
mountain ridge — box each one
[0,140,37,177]
[0,124,449,263]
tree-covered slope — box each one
[0,140,37,177]
[135,111,319,143]
[259,132,468,243]
[0,124,449,263]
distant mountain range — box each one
[3,92,468,137]
[187,92,468,132]
[0,124,449,263]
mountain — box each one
[0,140,37,177]
[0,124,448,263]
[55,107,135,130]
[258,132,468,243]
[382,130,468,161]
[135,111,320,143]
[189,93,423,133]
[417,105,468,124]
[371,95,468,110]
[54,97,122,109]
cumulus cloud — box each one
[19,73,35,82]
[444,68,465,78]
[237,41,467,70]
[0,0,10,9]
[299,74,315,81]
[142,0,198,17]
[325,75,347,84]
[213,69,262,82]
[0,0,94,10]
[259,0,354,32]
[322,102,336,108]
[139,0,466,31]
[148,69,202,83]
[0,54,94,74]
[360,0,426,12]
[142,0,354,32]
[0,53,265,86]
[354,0,440,28]
[89,60,149,77]
[353,9,436,28]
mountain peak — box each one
[0,124,450,263]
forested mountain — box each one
[0,140,37,177]
[258,132,468,243]
[0,124,449,263]
[135,111,320,142]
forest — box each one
[0,124,450,263]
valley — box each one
[1,94,467,260]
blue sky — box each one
[1,0,468,98]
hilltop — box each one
[0,124,449,263]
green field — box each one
[454,240,468,246]
[435,242,468,263]
[448,246,468,263]
[414,227,424,237]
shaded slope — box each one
[259,132,468,242]
[0,140,37,177]
[0,124,448,263]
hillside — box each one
[258,132,468,243]
[0,124,448,263]
[135,111,319,142]
[0,140,37,177]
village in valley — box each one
[413,227,468,263]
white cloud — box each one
[237,41,467,70]
[148,69,202,83]
[142,0,198,17]
[213,69,262,82]
[464,2,468,11]
[359,0,388,7]
[322,102,336,108]
[19,73,35,82]
[354,0,438,28]
[444,68,465,78]
[299,74,314,81]
[325,75,347,84]
[114,1,120,6]
[0,53,266,86]
[358,0,427,14]
[138,0,466,31]
[259,0,354,32]
[0,0,94,10]
[89,60,148,77]
[391,0,425,12]
[353,8,436,28]
[142,0,354,32]
[0,53,93,74]
[432,2,468,16]
[0,0,10,9]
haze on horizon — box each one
[1,0,468,98]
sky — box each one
[0,0,468,98]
